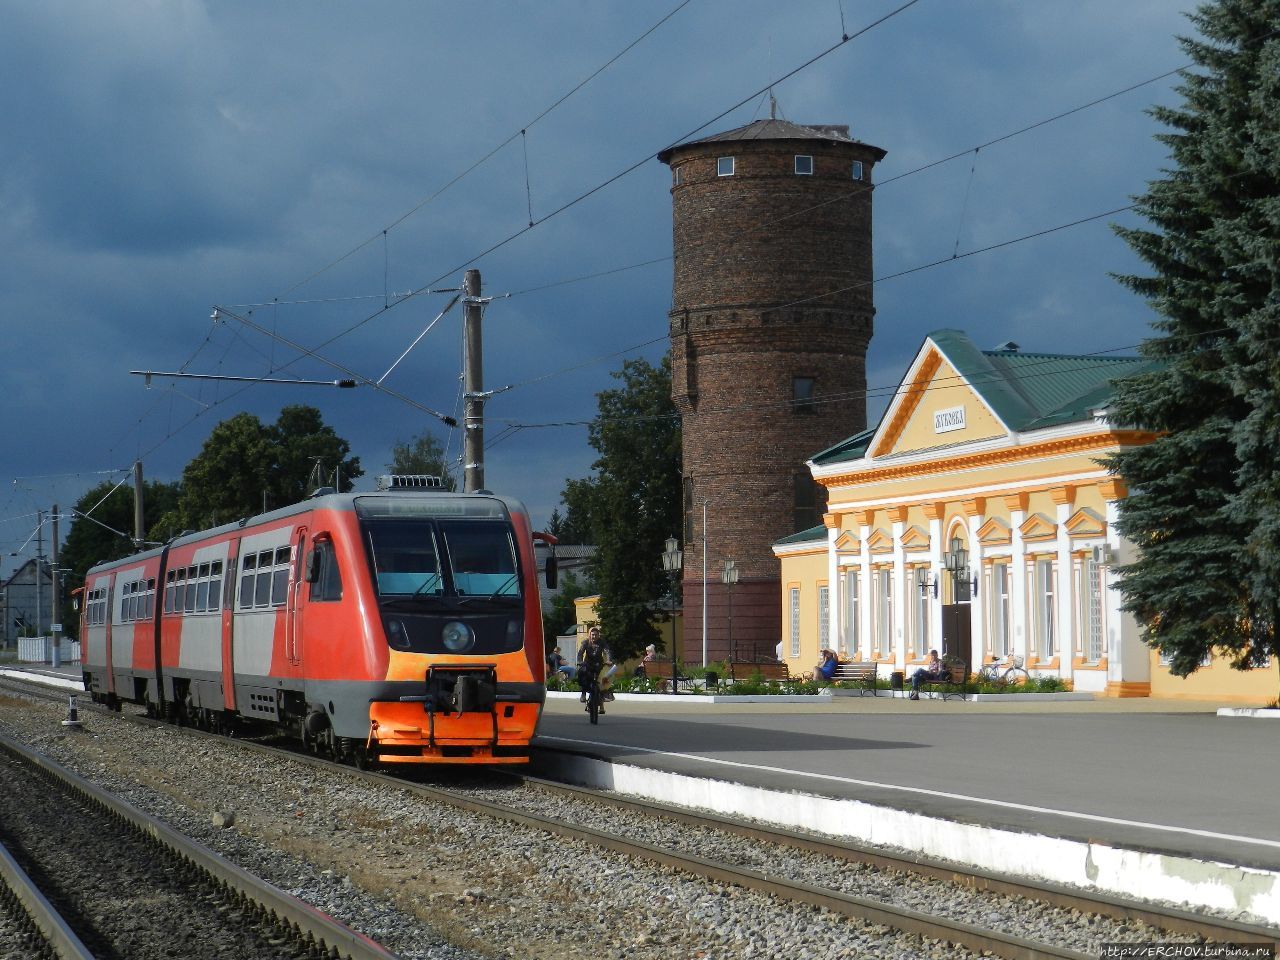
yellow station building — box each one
[774,330,1276,702]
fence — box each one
[16,637,81,664]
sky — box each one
[0,0,1199,575]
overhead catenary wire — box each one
[274,0,699,302]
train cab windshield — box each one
[355,496,525,655]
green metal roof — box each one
[773,524,827,547]
[812,329,1157,467]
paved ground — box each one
[537,692,1279,872]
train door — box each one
[102,575,116,695]
[286,526,307,668]
[222,540,239,711]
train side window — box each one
[255,550,274,607]
[309,540,343,602]
[210,561,223,611]
[196,572,210,611]
[239,554,256,608]
[123,582,134,622]
[184,565,198,613]
[145,578,156,619]
[164,571,175,614]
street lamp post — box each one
[721,560,738,679]
[701,499,708,668]
[661,536,683,695]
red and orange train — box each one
[81,477,554,766]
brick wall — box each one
[664,129,881,658]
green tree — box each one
[386,431,458,490]
[542,568,596,641]
[560,356,681,660]
[1108,0,1280,679]
[59,478,181,636]
[170,405,361,530]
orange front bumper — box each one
[366,700,540,764]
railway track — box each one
[0,729,400,960]
[2,671,1276,959]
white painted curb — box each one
[1217,707,1280,719]
[546,689,1095,704]
[535,750,1279,926]
[0,668,87,693]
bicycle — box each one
[978,655,1030,690]
[583,671,604,724]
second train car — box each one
[81,477,555,765]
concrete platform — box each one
[535,693,1280,926]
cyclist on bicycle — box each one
[577,626,607,715]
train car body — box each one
[82,485,550,765]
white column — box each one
[1055,501,1074,682]
[827,524,839,647]
[1009,504,1028,662]
[928,513,944,652]
[968,511,985,665]
[892,517,906,669]
[858,521,873,659]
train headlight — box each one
[386,619,411,651]
[441,620,475,653]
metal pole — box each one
[701,499,707,667]
[33,512,46,664]
[133,461,145,544]
[50,506,61,669]
[670,571,679,696]
[463,268,485,493]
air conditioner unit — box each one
[1092,544,1114,565]
[376,474,444,490]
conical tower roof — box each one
[658,118,885,163]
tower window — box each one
[673,166,682,186]
[794,155,813,175]
[794,473,823,532]
[792,376,815,414]
[717,156,735,177]
[852,160,864,181]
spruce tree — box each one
[1109,0,1280,677]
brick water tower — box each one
[658,116,885,663]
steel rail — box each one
[513,765,1280,949]
[0,733,401,960]
[0,835,95,960]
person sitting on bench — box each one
[909,649,944,700]
[811,648,839,682]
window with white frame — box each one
[990,561,1010,657]
[874,568,893,657]
[673,166,682,186]
[717,156,735,177]
[852,160,864,180]
[818,585,830,651]
[840,569,859,657]
[1076,556,1104,662]
[1033,557,1055,659]
[912,567,930,655]
[789,587,801,657]
[794,154,813,175]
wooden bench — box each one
[638,660,695,692]
[918,659,969,701]
[727,660,791,683]
[832,660,879,696]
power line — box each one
[275,0,699,301]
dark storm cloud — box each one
[0,0,1191,566]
